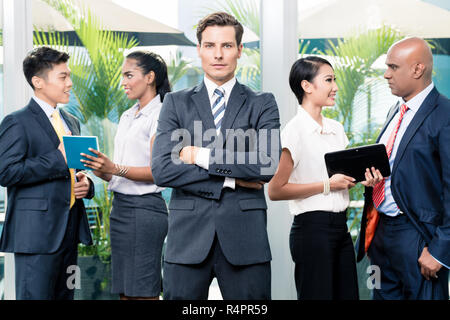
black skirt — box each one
[110,192,168,297]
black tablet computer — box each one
[324,143,391,182]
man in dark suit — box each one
[152,12,280,299]
[0,47,94,300]
[357,37,449,299]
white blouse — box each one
[281,106,349,215]
[108,95,165,195]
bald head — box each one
[390,37,433,79]
[384,37,434,101]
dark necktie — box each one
[212,87,226,134]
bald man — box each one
[356,37,450,300]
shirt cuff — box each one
[223,177,235,190]
[195,147,235,190]
[431,254,450,269]
[195,147,210,170]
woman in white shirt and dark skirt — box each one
[268,56,383,300]
[81,51,170,300]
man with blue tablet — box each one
[0,46,94,300]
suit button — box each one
[216,168,220,173]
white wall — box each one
[2,0,34,300]
[261,0,298,300]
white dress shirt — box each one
[281,106,350,215]
[194,76,236,190]
[108,95,165,195]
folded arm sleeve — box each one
[208,93,281,182]
[151,93,224,200]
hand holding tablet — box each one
[62,136,99,170]
[324,144,390,183]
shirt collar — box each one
[297,106,337,135]
[32,95,58,118]
[125,94,161,118]
[203,76,236,100]
[400,82,434,113]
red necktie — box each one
[372,103,409,208]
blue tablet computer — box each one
[62,136,99,170]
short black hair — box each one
[196,12,244,46]
[23,46,70,89]
[289,56,333,105]
[126,50,171,102]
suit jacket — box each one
[357,87,450,267]
[0,98,93,254]
[152,81,281,266]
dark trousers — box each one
[14,205,80,300]
[290,211,359,300]
[368,213,449,300]
[163,234,271,300]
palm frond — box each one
[236,48,260,90]
[167,50,200,86]
[321,26,402,135]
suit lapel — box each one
[191,82,216,134]
[392,88,439,173]
[220,82,247,145]
[60,109,79,136]
[376,101,400,143]
[28,98,60,148]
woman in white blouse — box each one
[81,51,170,300]
[268,56,382,300]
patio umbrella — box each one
[298,0,450,39]
[30,0,195,46]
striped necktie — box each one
[51,109,76,208]
[372,103,409,208]
[212,87,226,134]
